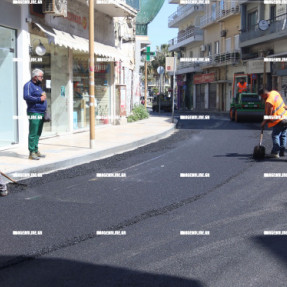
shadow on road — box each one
[176,119,263,131]
[252,235,287,267]
[213,153,253,160]
[213,152,287,163]
[0,256,205,287]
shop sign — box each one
[94,63,109,73]
[166,57,175,72]
[67,12,88,30]
[194,73,215,84]
[276,4,286,16]
[247,60,271,74]
[46,7,89,38]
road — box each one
[1,113,287,287]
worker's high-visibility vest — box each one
[237,82,247,93]
[266,91,287,128]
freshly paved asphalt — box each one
[1,113,287,286]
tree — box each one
[140,44,172,93]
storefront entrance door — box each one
[0,26,17,147]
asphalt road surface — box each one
[1,113,287,287]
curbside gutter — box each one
[3,119,178,184]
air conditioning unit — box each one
[43,0,67,17]
[200,45,206,52]
[220,30,227,37]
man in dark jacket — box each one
[23,69,47,160]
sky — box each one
[148,1,178,51]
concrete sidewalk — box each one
[0,116,176,183]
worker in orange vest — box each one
[259,88,287,158]
[237,78,248,93]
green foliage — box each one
[127,104,149,123]
[152,87,159,94]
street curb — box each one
[4,120,178,184]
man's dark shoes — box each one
[280,150,285,157]
[29,152,40,160]
[35,151,46,158]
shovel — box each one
[253,129,266,160]
[0,171,27,187]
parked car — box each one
[152,94,177,112]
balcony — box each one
[200,0,241,28]
[168,4,204,28]
[176,61,202,75]
[95,0,137,17]
[216,1,240,21]
[240,13,287,47]
[200,13,216,28]
[168,27,203,51]
[201,51,241,68]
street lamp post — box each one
[172,53,176,123]
[89,0,95,149]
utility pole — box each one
[145,60,147,108]
[89,0,95,148]
[263,59,267,89]
[142,46,155,108]
[172,53,176,123]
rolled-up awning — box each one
[34,23,127,62]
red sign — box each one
[194,73,215,84]
[66,12,87,30]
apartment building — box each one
[168,1,205,109]
[199,0,243,112]
[240,1,287,95]
[169,1,287,112]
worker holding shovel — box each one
[259,88,287,158]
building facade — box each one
[0,0,137,149]
[168,2,204,110]
[168,0,287,112]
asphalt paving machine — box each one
[229,74,264,122]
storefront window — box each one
[30,35,70,135]
[0,26,18,147]
[73,54,90,129]
[73,53,111,129]
[95,63,111,124]
[30,36,52,135]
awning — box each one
[34,23,127,62]
[266,52,287,58]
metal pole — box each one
[172,54,176,123]
[145,60,147,108]
[263,61,267,89]
[89,0,95,148]
[159,74,161,114]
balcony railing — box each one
[94,0,137,17]
[96,0,127,3]
[240,13,287,43]
[168,4,204,27]
[216,1,240,20]
[200,0,241,28]
[169,27,203,47]
[177,62,201,73]
[201,51,241,67]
